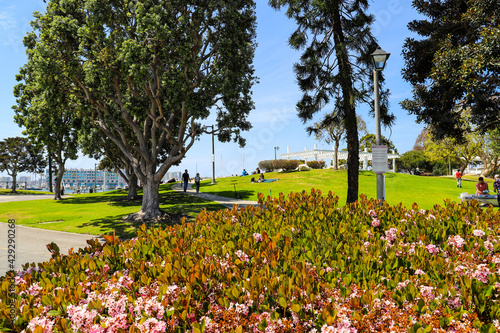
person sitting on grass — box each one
[493,175,500,206]
[258,173,265,182]
[476,177,489,195]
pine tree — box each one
[401,0,500,140]
[269,0,393,203]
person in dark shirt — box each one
[493,175,500,206]
[182,169,190,192]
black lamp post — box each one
[370,46,390,201]
[94,163,97,193]
[203,125,216,184]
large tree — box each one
[269,0,393,203]
[421,127,479,176]
[21,0,257,220]
[13,63,81,200]
[401,0,500,140]
[312,114,366,170]
[0,137,46,193]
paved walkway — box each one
[171,182,259,209]
[0,223,102,277]
[0,184,256,277]
[0,194,68,203]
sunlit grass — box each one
[200,169,481,209]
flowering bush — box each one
[2,191,500,332]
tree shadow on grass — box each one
[77,200,225,239]
[55,191,140,206]
[203,189,255,200]
[70,185,227,239]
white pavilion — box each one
[279,145,400,172]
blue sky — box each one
[0,0,424,179]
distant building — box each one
[165,171,182,182]
[45,168,127,189]
[19,176,31,183]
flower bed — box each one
[1,190,500,332]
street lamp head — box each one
[370,46,390,71]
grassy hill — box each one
[199,169,483,209]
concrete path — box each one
[0,194,65,203]
[0,194,101,277]
[171,182,259,209]
[0,223,102,277]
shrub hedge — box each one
[306,161,326,169]
[272,159,300,172]
[258,160,274,172]
[2,191,500,332]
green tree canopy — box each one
[313,114,367,170]
[0,137,46,193]
[20,0,257,220]
[401,0,500,140]
[359,133,397,153]
[269,0,393,203]
[13,60,81,200]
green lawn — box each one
[199,169,484,209]
[0,171,490,238]
[0,184,225,239]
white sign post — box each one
[372,145,388,174]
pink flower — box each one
[472,264,491,283]
[484,240,495,252]
[447,296,462,309]
[235,250,249,263]
[253,233,263,243]
[448,235,465,249]
[368,209,377,217]
[371,218,380,227]
[385,228,398,242]
[425,244,439,254]
[415,269,425,275]
[473,229,486,237]
[26,317,55,333]
[420,286,435,300]
[135,318,167,333]
[454,265,468,276]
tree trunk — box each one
[53,166,65,200]
[11,173,17,193]
[345,115,360,203]
[127,172,138,200]
[334,142,339,170]
[126,176,162,221]
[48,154,53,192]
[332,6,359,203]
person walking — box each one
[194,173,201,193]
[456,170,463,188]
[182,169,190,192]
